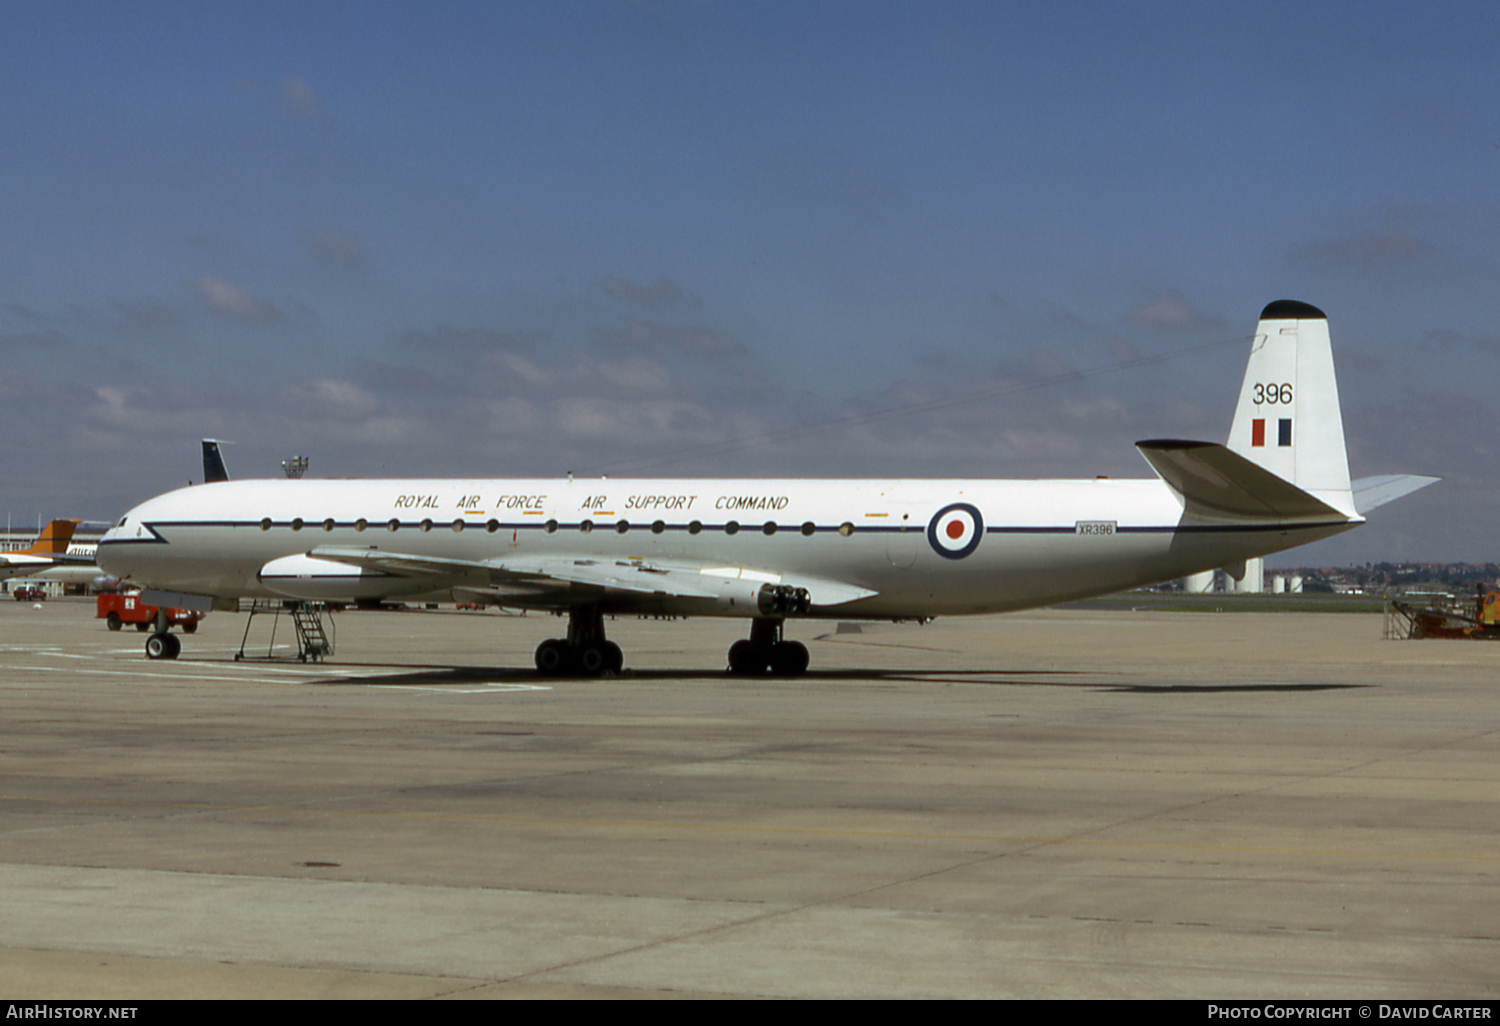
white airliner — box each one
[99,301,1435,670]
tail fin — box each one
[202,439,231,483]
[23,519,80,556]
[1226,300,1355,516]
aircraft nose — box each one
[99,518,133,547]
[96,513,148,577]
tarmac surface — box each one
[1,596,1498,999]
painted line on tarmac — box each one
[1,663,343,686]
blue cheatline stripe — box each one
[121,518,1353,543]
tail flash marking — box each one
[1248,419,1290,447]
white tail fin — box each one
[1226,300,1356,517]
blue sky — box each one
[3,1,1497,566]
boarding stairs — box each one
[236,600,335,662]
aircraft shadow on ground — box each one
[286,663,1371,693]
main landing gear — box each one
[533,609,811,678]
[535,604,623,677]
[727,618,809,677]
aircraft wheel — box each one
[578,642,610,677]
[535,638,574,676]
[728,639,769,675]
[106,612,122,631]
[604,640,624,674]
[145,632,180,660]
[769,641,809,676]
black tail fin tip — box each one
[1260,300,1326,320]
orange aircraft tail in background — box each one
[19,519,80,556]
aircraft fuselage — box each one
[99,474,1355,618]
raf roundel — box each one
[927,503,984,560]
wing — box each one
[296,545,878,611]
[0,554,50,581]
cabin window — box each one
[724,521,740,535]
[580,520,593,533]
[544,520,558,534]
[762,522,777,536]
[355,519,367,532]
[651,520,665,534]
[419,519,433,533]
[486,519,499,533]
[387,519,400,532]
[451,519,464,532]
[615,520,629,534]
[323,519,335,532]
[801,522,816,536]
[291,518,304,532]
[687,521,702,535]
[838,522,854,537]
[259,518,272,531]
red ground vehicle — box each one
[13,583,46,601]
[97,591,204,633]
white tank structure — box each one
[1289,574,1304,593]
[1184,570,1216,593]
[1232,557,1265,594]
[1272,574,1286,594]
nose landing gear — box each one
[145,631,181,660]
[144,607,182,660]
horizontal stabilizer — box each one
[1136,439,1354,521]
[1351,474,1439,514]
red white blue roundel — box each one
[927,503,984,560]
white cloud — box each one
[189,276,279,321]
[594,276,699,308]
[280,76,328,120]
[1125,295,1223,330]
[301,225,366,266]
[600,319,745,356]
[277,379,381,417]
